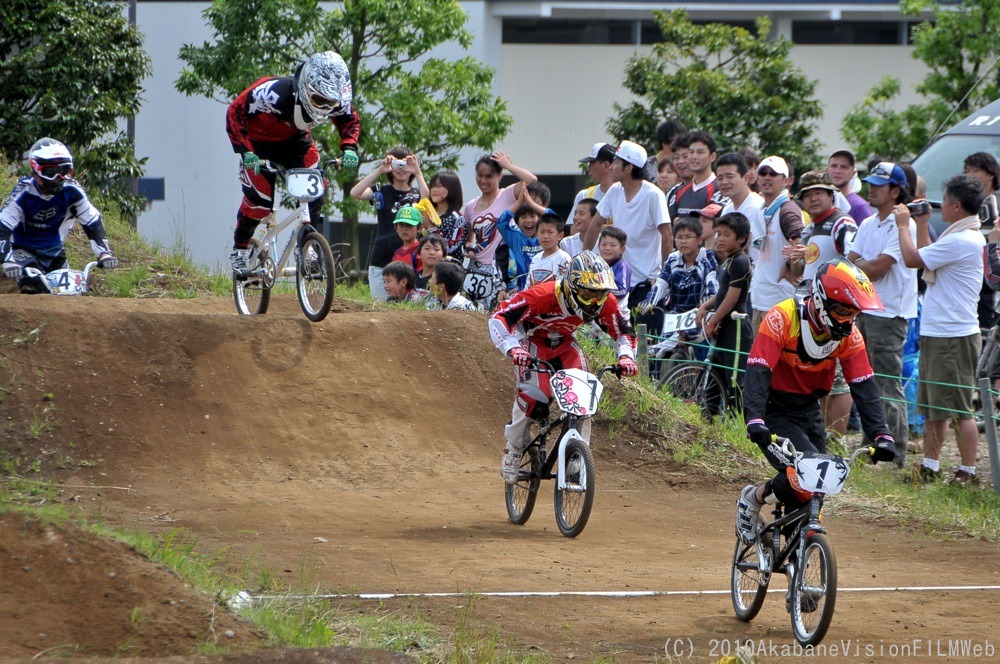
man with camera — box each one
[896,174,986,486]
[846,162,919,466]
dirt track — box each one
[1,294,999,662]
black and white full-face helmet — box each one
[28,138,74,196]
[295,51,352,126]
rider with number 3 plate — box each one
[735,259,896,544]
[1,138,117,293]
[226,51,361,275]
[489,251,639,484]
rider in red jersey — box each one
[226,51,361,275]
[489,251,639,483]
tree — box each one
[841,0,1000,162]
[0,0,150,217]
[609,10,823,173]
[176,0,512,271]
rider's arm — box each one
[595,298,637,359]
[742,307,789,422]
[488,292,534,355]
[67,186,112,258]
[225,88,255,155]
[839,330,892,441]
[331,106,361,152]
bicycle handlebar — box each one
[257,158,342,176]
[528,359,622,380]
[773,435,879,466]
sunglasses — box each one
[37,163,72,180]
[757,169,781,178]
[828,302,860,323]
[577,287,609,307]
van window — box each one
[912,134,1000,203]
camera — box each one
[391,159,407,171]
[906,200,931,216]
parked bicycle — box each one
[658,311,747,417]
[731,436,884,646]
[232,158,339,322]
[647,308,700,377]
[505,359,622,538]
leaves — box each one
[610,10,823,172]
[842,0,1000,164]
[0,0,151,218]
[176,0,512,268]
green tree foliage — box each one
[176,0,512,270]
[610,10,822,172]
[842,0,1000,162]
[0,0,150,217]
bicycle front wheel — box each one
[790,532,837,646]
[233,239,272,316]
[296,231,336,322]
[553,438,595,538]
[505,447,540,525]
[659,362,725,418]
[731,536,771,621]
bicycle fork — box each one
[556,415,587,490]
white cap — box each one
[615,140,648,169]
[757,155,789,177]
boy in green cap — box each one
[391,205,423,272]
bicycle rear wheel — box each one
[731,535,771,621]
[553,438,595,538]
[296,231,336,322]
[233,239,272,316]
[790,532,837,646]
[505,447,540,525]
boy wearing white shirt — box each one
[527,213,571,286]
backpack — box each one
[984,242,1000,291]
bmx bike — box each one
[730,437,889,646]
[232,158,339,322]
[504,359,622,538]
[21,261,101,295]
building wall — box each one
[497,43,928,173]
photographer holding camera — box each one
[350,146,429,300]
[895,174,986,486]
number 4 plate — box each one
[793,452,850,495]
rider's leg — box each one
[501,341,553,483]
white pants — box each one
[368,265,388,301]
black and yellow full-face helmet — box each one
[559,250,617,321]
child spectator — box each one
[422,170,467,261]
[391,206,423,273]
[382,260,426,303]
[598,226,633,313]
[699,203,724,252]
[350,145,428,300]
[430,260,476,311]
[696,213,753,394]
[499,181,554,290]
[527,212,570,286]
[415,234,447,289]
[561,198,598,257]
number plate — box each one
[284,170,325,201]
[793,452,850,495]
[661,308,699,334]
[464,269,496,302]
[44,268,87,295]
[550,368,603,417]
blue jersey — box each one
[0,177,109,260]
[654,248,719,313]
[497,208,554,289]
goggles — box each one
[827,302,860,324]
[307,89,341,113]
[576,287,610,308]
[36,163,72,180]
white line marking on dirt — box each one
[250,585,1000,601]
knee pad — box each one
[516,384,550,420]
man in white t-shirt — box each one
[581,140,671,334]
[847,162,917,465]
[896,175,986,486]
[717,152,764,260]
[568,143,615,228]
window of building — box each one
[791,20,923,45]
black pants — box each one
[759,394,826,505]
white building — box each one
[134,1,929,269]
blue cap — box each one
[863,162,908,188]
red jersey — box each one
[488,280,636,358]
[226,76,361,155]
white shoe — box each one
[566,455,582,478]
[500,446,523,485]
[736,485,763,544]
[229,249,249,276]
[304,245,320,273]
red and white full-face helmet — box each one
[29,138,74,196]
[809,259,884,340]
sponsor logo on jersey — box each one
[32,207,58,223]
[249,80,281,115]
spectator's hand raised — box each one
[892,204,911,228]
[491,150,513,171]
[404,154,421,174]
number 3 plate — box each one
[284,170,325,201]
